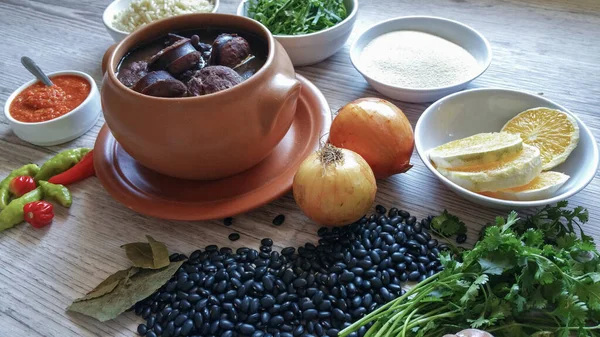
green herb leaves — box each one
[122,235,170,269]
[68,236,182,321]
[247,0,348,35]
[340,203,600,337]
[67,262,183,321]
[430,210,467,237]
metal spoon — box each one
[21,56,53,86]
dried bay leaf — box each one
[67,260,184,321]
[74,268,139,302]
[122,235,169,269]
[147,235,170,269]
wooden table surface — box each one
[1,0,599,336]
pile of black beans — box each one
[134,206,444,337]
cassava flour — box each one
[359,31,479,89]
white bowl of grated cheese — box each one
[103,0,219,42]
[350,16,492,103]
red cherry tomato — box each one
[23,201,54,228]
[9,176,37,197]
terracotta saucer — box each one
[94,75,331,220]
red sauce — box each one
[9,75,91,123]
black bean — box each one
[261,238,274,246]
[456,233,467,244]
[270,315,284,327]
[375,205,386,214]
[261,295,276,308]
[293,278,307,288]
[224,217,233,226]
[228,233,240,241]
[303,309,318,320]
[427,239,439,249]
[281,247,295,255]
[408,271,420,281]
[240,323,256,334]
[414,233,428,245]
[332,308,345,320]
[327,329,340,337]
[174,313,188,327]
[137,324,147,335]
[273,214,285,226]
[339,270,355,283]
[164,321,175,336]
[179,319,193,336]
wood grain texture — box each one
[0,0,599,335]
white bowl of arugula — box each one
[237,0,358,66]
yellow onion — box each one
[330,97,414,179]
[293,144,377,226]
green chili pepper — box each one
[0,187,43,231]
[34,148,91,182]
[38,181,72,208]
[0,164,40,210]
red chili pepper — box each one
[9,176,37,197]
[23,201,54,228]
[48,150,95,185]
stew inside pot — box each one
[116,29,267,97]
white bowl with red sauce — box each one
[4,71,101,146]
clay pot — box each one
[101,13,301,180]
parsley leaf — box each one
[430,210,467,237]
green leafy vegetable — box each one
[68,261,184,321]
[247,0,348,35]
[121,235,170,269]
[430,209,467,237]
[340,204,600,337]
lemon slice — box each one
[501,107,579,170]
[429,132,523,169]
[484,171,569,201]
[436,144,542,192]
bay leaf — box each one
[147,235,170,269]
[74,268,139,302]
[122,236,169,269]
[67,260,184,322]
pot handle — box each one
[101,44,117,75]
[259,74,302,134]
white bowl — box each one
[237,0,358,66]
[350,16,492,103]
[415,88,599,209]
[103,0,220,43]
[4,71,101,146]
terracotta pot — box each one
[101,13,301,180]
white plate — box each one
[350,16,492,103]
[415,88,599,209]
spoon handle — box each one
[21,57,54,86]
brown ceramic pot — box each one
[101,14,301,180]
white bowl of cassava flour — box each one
[350,16,492,103]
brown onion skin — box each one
[293,148,377,227]
[330,97,414,179]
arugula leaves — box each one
[247,0,348,35]
[340,203,600,337]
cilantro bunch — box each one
[247,0,348,35]
[340,204,600,337]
